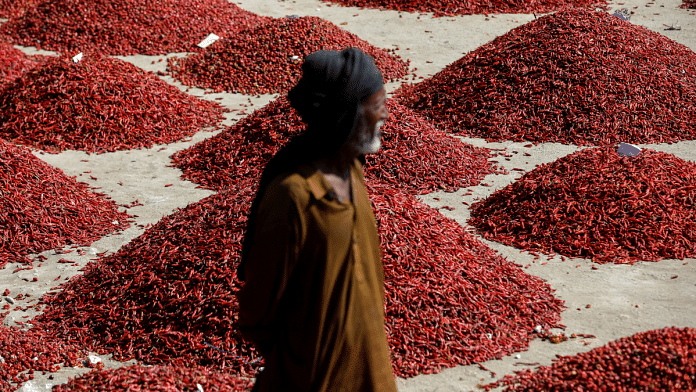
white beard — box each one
[356,120,384,154]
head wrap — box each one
[288,48,385,151]
[238,48,384,281]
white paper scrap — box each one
[72,52,83,63]
[197,33,220,49]
[612,9,631,21]
[618,142,641,157]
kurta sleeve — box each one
[237,178,304,358]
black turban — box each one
[238,48,384,281]
[288,48,384,151]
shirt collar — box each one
[297,163,331,201]
[299,160,357,202]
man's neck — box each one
[313,152,354,181]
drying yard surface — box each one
[1,0,695,391]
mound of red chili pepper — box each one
[0,52,225,153]
[0,0,269,55]
[35,180,262,374]
[172,96,502,194]
[394,9,696,145]
[321,0,606,17]
[0,139,130,268]
[0,42,40,87]
[683,0,696,8]
[0,0,37,19]
[368,182,565,377]
[483,326,696,391]
[53,364,254,392]
[0,313,86,392]
[167,16,409,94]
[469,146,696,264]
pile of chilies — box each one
[167,16,409,94]
[0,311,87,392]
[0,0,38,18]
[53,364,254,391]
[34,94,564,382]
[482,327,696,391]
[394,9,696,145]
[370,182,566,375]
[682,0,696,9]
[321,0,607,16]
[171,96,506,194]
[0,42,39,86]
[35,180,261,376]
[469,146,696,264]
[0,52,225,153]
[0,139,130,268]
[0,0,270,55]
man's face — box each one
[350,87,389,155]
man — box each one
[236,47,396,391]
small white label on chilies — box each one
[197,33,220,48]
[612,9,631,21]
[618,142,641,157]
[72,52,83,63]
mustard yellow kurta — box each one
[237,159,396,392]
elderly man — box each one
[236,47,396,391]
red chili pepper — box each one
[394,9,696,146]
[0,140,131,269]
[167,16,409,94]
[0,42,42,87]
[469,146,696,264]
[172,97,505,195]
[1,0,269,55]
[0,52,226,154]
[484,327,696,391]
[52,364,254,391]
[0,311,86,391]
[321,0,607,16]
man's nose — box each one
[380,105,389,121]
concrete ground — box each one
[2,0,696,390]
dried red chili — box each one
[172,96,504,194]
[0,0,37,18]
[0,0,269,55]
[0,52,225,153]
[0,313,86,392]
[34,179,263,374]
[53,364,254,392]
[0,42,43,87]
[167,16,409,94]
[0,139,131,269]
[483,327,696,391]
[321,0,607,16]
[469,146,696,264]
[369,182,565,377]
[394,9,696,145]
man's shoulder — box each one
[264,167,315,207]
